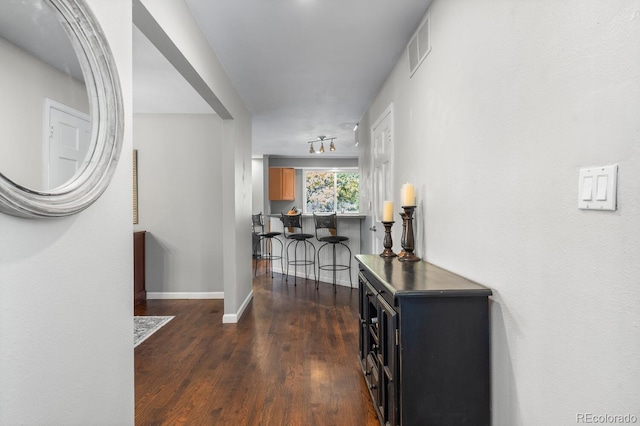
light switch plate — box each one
[578,165,618,211]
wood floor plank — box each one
[135,266,379,425]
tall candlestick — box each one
[398,211,407,258]
[382,200,393,222]
[399,206,420,262]
[402,183,415,206]
[380,221,396,258]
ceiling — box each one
[3,0,434,158]
[134,0,432,158]
[1,0,431,159]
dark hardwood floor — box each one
[135,262,379,425]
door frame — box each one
[370,103,394,254]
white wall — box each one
[252,157,264,214]
[359,1,640,424]
[0,0,134,424]
[134,113,224,295]
[137,0,253,322]
[0,37,89,190]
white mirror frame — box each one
[0,0,123,218]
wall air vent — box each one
[408,14,431,77]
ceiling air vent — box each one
[408,14,431,77]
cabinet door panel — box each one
[366,353,380,403]
[268,168,283,200]
[269,168,296,200]
[358,273,368,368]
[377,294,398,426]
[281,168,296,200]
[366,282,379,349]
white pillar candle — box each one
[402,183,415,206]
[382,201,394,222]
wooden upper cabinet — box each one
[281,168,295,200]
[269,167,296,201]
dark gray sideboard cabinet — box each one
[356,254,492,426]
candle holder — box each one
[399,206,420,262]
[380,221,397,258]
[398,212,406,258]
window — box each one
[304,170,360,213]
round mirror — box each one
[0,0,123,218]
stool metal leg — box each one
[332,243,337,292]
[316,242,329,289]
[311,242,317,283]
[285,239,294,283]
[255,236,284,279]
[286,239,301,286]
[316,242,325,289]
[267,238,271,277]
[339,241,353,289]
[285,238,315,286]
[273,237,283,279]
[307,241,317,284]
[265,237,283,278]
[294,240,299,286]
[303,240,307,282]
[252,236,262,277]
[263,235,270,276]
[316,240,352,292]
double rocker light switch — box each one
[578,165,618,211]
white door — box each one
[371,104,394,254]
[45,99,91,189]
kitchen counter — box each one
[267,214,362,287]
[267,213,365,219]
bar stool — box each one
[314,212,353,292]
[281,212,316,286]
[252,213,283,278]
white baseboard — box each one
[222,290,253,324]
[146,291,224,300]
[270,267,354,288]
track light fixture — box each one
[307,135,337,154]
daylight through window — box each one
[304,170,360,213]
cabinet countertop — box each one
[356,254,492,298]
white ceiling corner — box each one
[132,25,214,115]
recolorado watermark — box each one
[577,413,637,424]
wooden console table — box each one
[355,254,492,426]
[134,231,146,306]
